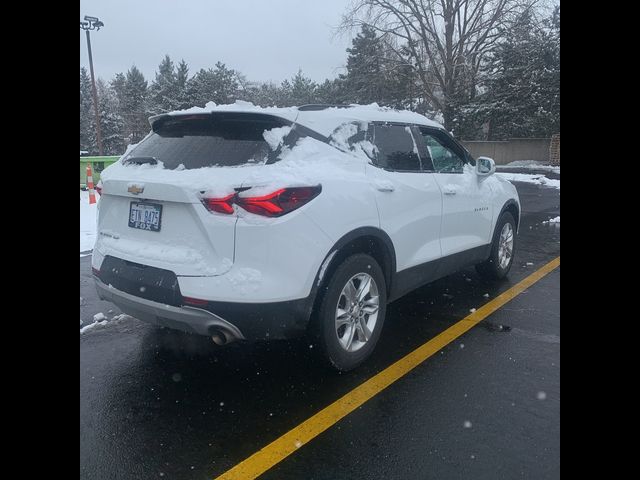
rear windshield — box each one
[123,113,293,170]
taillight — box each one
[201,186,321,217]
[201,193,235,214]
[95,180,102,195]
[236,186,322,217]
[92,267,100,277]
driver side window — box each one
[420,131,465,173]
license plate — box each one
[128,202,162,232]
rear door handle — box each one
[444,190,457,195]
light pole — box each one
[80,16,105,156]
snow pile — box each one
[496,172,560,189]
[80,190,97,255]
[499,160,560,174]
[80,319,108,334]
[98,235,231,275]
[162,100,443,138]
[263,125,292,150]
[543,216,560,224]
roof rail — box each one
[297,104,353,111]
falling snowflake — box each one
[537,391,547,400]
[463,421,472,428]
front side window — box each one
[372,124,421,172]
[419,129,466,173]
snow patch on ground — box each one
[543,216,560,224]
[80,191,97,254]
[496,172,560,189]
[80,320,108,334]
[499,160,560,174]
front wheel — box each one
[312,254,387,372]
[476,212,516,280]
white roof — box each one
[160,101,443,137]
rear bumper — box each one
[95,276,313,341]
[95,279,245,341]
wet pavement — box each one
[80,181,559,480]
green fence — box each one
[80,156,120,188]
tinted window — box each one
[373,125,421,171]
[419,129,466,173]
[124,113,292,170]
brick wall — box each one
[549,134,560,166]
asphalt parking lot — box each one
[80,179,560,480]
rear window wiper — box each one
[123,156,158,165]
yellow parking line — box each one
[216,257,560,480]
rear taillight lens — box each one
[95,180,102,195]
[236,186,322,217]
[201,193,235,214]
[92,267,100,277]
[201,186,321,217]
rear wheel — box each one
[312,254,387,371]
[476,212,516,280]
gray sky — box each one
[80,0,355,85]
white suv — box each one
[93,102,519,371]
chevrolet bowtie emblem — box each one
[128,185,144,195]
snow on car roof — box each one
[158,101,443,137]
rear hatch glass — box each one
[124,112,293,169]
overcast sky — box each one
[80,0,355,85]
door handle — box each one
[444,190,457,195]
[373,180,395,192]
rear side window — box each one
[372,125,421,172]
[123,113,292,170]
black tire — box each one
[476,211,516,280]
[312,254,387,372]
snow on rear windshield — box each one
[122,113,292,169]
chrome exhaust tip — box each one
[211,330,228,346]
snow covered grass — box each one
[498,160,560,174]
[543,216,560,224]
[80,190,97,255]
[496,172,560,189]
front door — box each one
[417,127,494,257]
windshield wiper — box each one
[123,156,157,165]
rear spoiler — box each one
[148,111,298,133]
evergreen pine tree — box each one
[175,60,191,109]
[80,67,94,153]
[149,55,179,114]
[122,66,149,143]
[186,62,239,106]
[95,79,126,155]
[466,8,560,140]
[288,69,318,105]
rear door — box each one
[417,127,494,256]
[96,113,290,276]
[366,123,442,273]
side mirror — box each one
[476,156,496,176]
